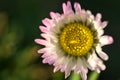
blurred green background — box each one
[0,0,119,80]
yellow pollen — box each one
[59,23,94,56]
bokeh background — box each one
[0,0,120,80]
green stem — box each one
[88,71,100,80]
[70,72,81,80]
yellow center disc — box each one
[59,23,94,56]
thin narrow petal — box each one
[97,61,106,70]
[96,13,102,21]
[96,68,101,73]
[81,72,87,80]
[42,54,57,65]
[87,52,106,72]
[38,48,48,53]
[62,1,74,15]
[54,66,60,72]
[100,51,109,61]
[87,54,97,70]
[34,39,48,45]
[75,58,88,80]
[96,45,109,60]
[64,58,74,79]
[42,18,54,28]
[93,53,106,70]
[41,51,55,58]
[100,35,113,46]
[41,33,48,39]
[50,12,61,22]
[101,21,108,28]
[39,26,48,33]
[74,2,81,14]
[65,71,70,79]
[97,28,104,37]
[53,55,66,72]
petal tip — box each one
[108,36,114,44]
[34,39,40,44]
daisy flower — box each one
[35,1,113,80]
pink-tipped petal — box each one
[96,13,102,21]
[43,55,56,65]
[38,48,49,53]
[35,39,48,45]
[41,33,47,39]
[81,9,85,14]
[42,18,54,28]
[41,33,51,41]
[98,62,106,70]
[62,1,74,15]
[100,35,113,46]
[100,51,109,61]
[101,21,108,28]
[50,12,61,22]
[74,2,81,14]
[39,26,48,33]
[62,3,67,14]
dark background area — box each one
[0,0,120,80]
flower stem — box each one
[70,72,81,80]
[88,71,100,80]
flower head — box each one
[35,1,113,80]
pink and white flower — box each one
[35,1,113,80]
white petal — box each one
[87,54,97,70]
[65,62,72,78]
[100,35,113,46]
[53,56,65,71]
[74,58,88,80]
[99,51,109,61]
[65,71,70,79]
[80,72,87,80]
[101,21,108,28]
[96,68,101,73]
[97,61,106,70]
[92,52,106,71]
[54,66,60,72]
[97,28,104,36]
[96,45,109,60]
[86,10,92,15]
[41,33,57,43]
[61,57,74,78]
